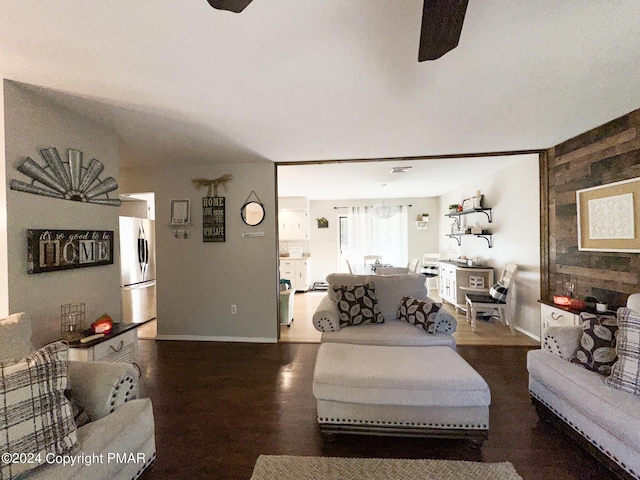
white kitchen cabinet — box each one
[280,258,310,291]
[439,261,494,312]
[279,210,308,240]
[540,303,581,340]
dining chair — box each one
[363,255,382,265]
[407,258,419,272]
[465,263,518,335]
[345,259,353,274]
[421,253,440,293]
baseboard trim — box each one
[155,335,278,344]
[515,326,540,343]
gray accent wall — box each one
[3,80,121,348]
[119,162,279,342]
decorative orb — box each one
[371,203,398,219]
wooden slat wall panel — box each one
[543,109,640,309]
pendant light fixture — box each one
[371,184,398,219]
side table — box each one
[67,322,146,364]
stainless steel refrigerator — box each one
[120,217,157,324]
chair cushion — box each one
[332,283,384,327]
[606,308,640,395]
[321,320,456,347]
[0,342,78,479]
[397,295,441,334]
[570,312,618,375]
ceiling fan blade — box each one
[206,0,254,13]
[418,0,469,61]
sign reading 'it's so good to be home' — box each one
[27,229,114,274]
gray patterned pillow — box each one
[570,312,618,375]
[0,341,78,479]
[397,295,442,334]
[606,308,640,395]
[332,283,384,327]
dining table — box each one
[350,263,395,275]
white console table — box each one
[439,261,494,312]
[68,323,141,363]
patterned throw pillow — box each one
[332,283,384,327]
[489,282,508,302]
[606,308,640,395]
[397,295,442,334]
[570,312,618,375]
[0,341,79,479]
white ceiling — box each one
[1,1,639,173]
[277,154,535,199]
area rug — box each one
[250,455,523,480]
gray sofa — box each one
[312,272,457,347]
[0,313,155,480]
[528,296,640,480]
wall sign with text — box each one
[27,229,114,274]
[202,197,226,242]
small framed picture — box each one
[170,199,191,224]
[462,198,473,211]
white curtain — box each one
[345,206,408,267]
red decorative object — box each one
[91,315,113,334]
[553,296,571,306]
[569,299,586,310]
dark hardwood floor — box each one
[137,340,615,480]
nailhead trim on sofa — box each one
[110,375,137,413]
[530,390,637,478]
[317,416,488,430]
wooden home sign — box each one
[202,196,226,242]
[27,229,114,274]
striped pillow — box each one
[1,341,78,479]
[489,282,508,302]
[606,308,640,395]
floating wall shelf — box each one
[446,233,493,248]
[446,208,493,224]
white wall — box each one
[308,197,440,284]
[120,162,279,342]
[3,80,121,347]
[438,155,541,338]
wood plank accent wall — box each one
[543,109,640,309]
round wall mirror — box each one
[241,201,265,226]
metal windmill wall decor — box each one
[10,147,121,206]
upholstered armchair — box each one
[0,313,155,480]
